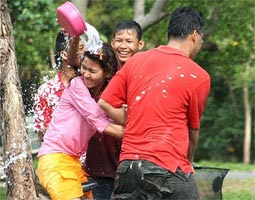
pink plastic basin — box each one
[56,1,87,37]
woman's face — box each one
[80,56,106,91]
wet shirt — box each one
[101,45,211,174]
[38,76,110,157]
[33,71,65,132]
[84,133,121,178]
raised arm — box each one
[67,37,82,68]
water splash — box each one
[81,22,103,55]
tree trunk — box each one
[134,0,167,30]
[243,82,251,164]
[72,0,89,17]
[0,1,39,199]
[226,78,239,116]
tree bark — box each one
[134,0,167,30]
[0,1,39,199]
[72,0,89,17]
[243,65,251,164]
[226,78,239,116]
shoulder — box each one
[37,75,62,94]
[68,76,88,91]
[196,64,210,82]
[37,79,53,95]
[188,60,210,80]
[70,76,83,86]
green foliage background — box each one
[7,0,255,162]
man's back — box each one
[99,7,209,199]
[102,45,210,173]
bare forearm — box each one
[187,128,199,162]
[67,37,81,67]
[104,123,124,139]
[98,99,127,125]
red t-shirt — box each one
[101,45,210,173]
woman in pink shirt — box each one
[37,43,123,200]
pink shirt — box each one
[38,76,110,157]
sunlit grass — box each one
[0,186,6,200]
[196,160,255,172]
[197,160,255,200]
[223,178,255,200]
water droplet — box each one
[136,96,141,101]
[190,74,197,78]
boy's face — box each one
[111,29,144,67]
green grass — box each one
[196,160,255,172]
[197,160,255,200]
[33,156,39,169]
[0,186,6,200]
[223,178,255,200]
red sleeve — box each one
[101,68,127,108]
[188,79,210,129]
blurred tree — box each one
[196,0,255,163]
[72,0,89,16]
[8,0,65,115]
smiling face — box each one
[80,56,106,93]
[111,29,144,67]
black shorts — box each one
[111,160,199,200]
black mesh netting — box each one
[194,166,229,200]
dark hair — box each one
[83,43,118,80]
[113,20,143,40]
[167,7,204,40]
[54,31,69,68]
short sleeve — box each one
[187,79,210,129]
[101,68,127,108]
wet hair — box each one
[54,31,69,68]
[167,7,204,40]
[113,20,143,41]
[83,43,118,80]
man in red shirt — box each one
[99,7,210,199]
